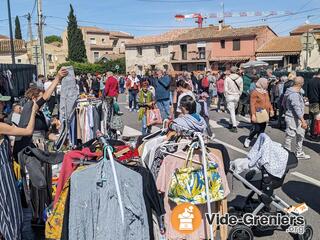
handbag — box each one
[255,108,269,123]
[146,108,162,126]
[255,94,270,123]
[168,147,224,205]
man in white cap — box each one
[224,66,243,132]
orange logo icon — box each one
[171,203,202,235]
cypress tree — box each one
[15,16,22,39]
[67,5,87,62]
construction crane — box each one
[175,11,292,28]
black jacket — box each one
[307,77,320,104]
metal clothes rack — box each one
[168,122,215,240]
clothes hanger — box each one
[159,141,202,164]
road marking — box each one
[209,119,223,128]
[291,172,320,187]
[213,138,249,155]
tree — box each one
[67,5,87,62]
[15,16,22,39]
[45,35,62,44]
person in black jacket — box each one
[307,70,320,140]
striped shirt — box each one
[0,136,23,240]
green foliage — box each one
[45,35,62,44]
[57,58,126,75]
[67,4,87,62]
[15,16,22,39]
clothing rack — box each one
[167,122,215,240]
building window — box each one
[155,45,161,55]
[233,39,240,51]
[180,64,188,71]
[197,63,206,71]
[48,54,53,63]
[137,47,142,56]
[102,38,105,43]
[17,59,22,63]
[94,52,99,62]
[180,44,187,60]
[90,37,96,44]
[198,47,206,59]
[220,40,225,49]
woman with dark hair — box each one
[175,79,196,115]
[13,68,68,158]
[173,95,208,135]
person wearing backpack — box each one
[283,76,310,160]
[224,66,243,133]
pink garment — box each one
[156,150,229,240]
[216,78,225,94]
[53,148,101,206]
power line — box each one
[31,0,37,17]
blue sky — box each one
[1,0,320,39]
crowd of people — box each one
[0,63,319,239]
[1,66,319,158]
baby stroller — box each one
[228,134,313,240]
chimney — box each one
[218,20,224,31]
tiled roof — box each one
[126,25,272,46]
[125,28,192,46]
[290,24,320,35]
[0,39,27,54]
[256,36,302,55]
[80,26,109,35]
[110,31,133,38]
[0,34,9,39]
[174,25,271,42]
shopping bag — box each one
[168,147,224,205]
[256,109,269,123]
[146,108,162,126]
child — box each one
[173,95,208,135]
[138,80,154,135]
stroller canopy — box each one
[247,133,289,178]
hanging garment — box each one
[18,145,64,222]
[125,165,165,240]
[69,160,149,240]
[0,136,23,240]
[57,66,78,149]
[45,179,70,240]
[53,148,101,206]
[156,150,229,240]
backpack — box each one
[201,77,209,88]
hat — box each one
[230,66,238,73]
[0,94,11,102]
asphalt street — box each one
[117,94,320,240]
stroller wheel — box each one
[298,225,313,240]
[228,225,254,240]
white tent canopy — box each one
[241,60,269,68]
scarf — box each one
[255,78,268,94]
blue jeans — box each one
[157,99,170,120]
[141,115,151,135]
[128,90,137,109]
